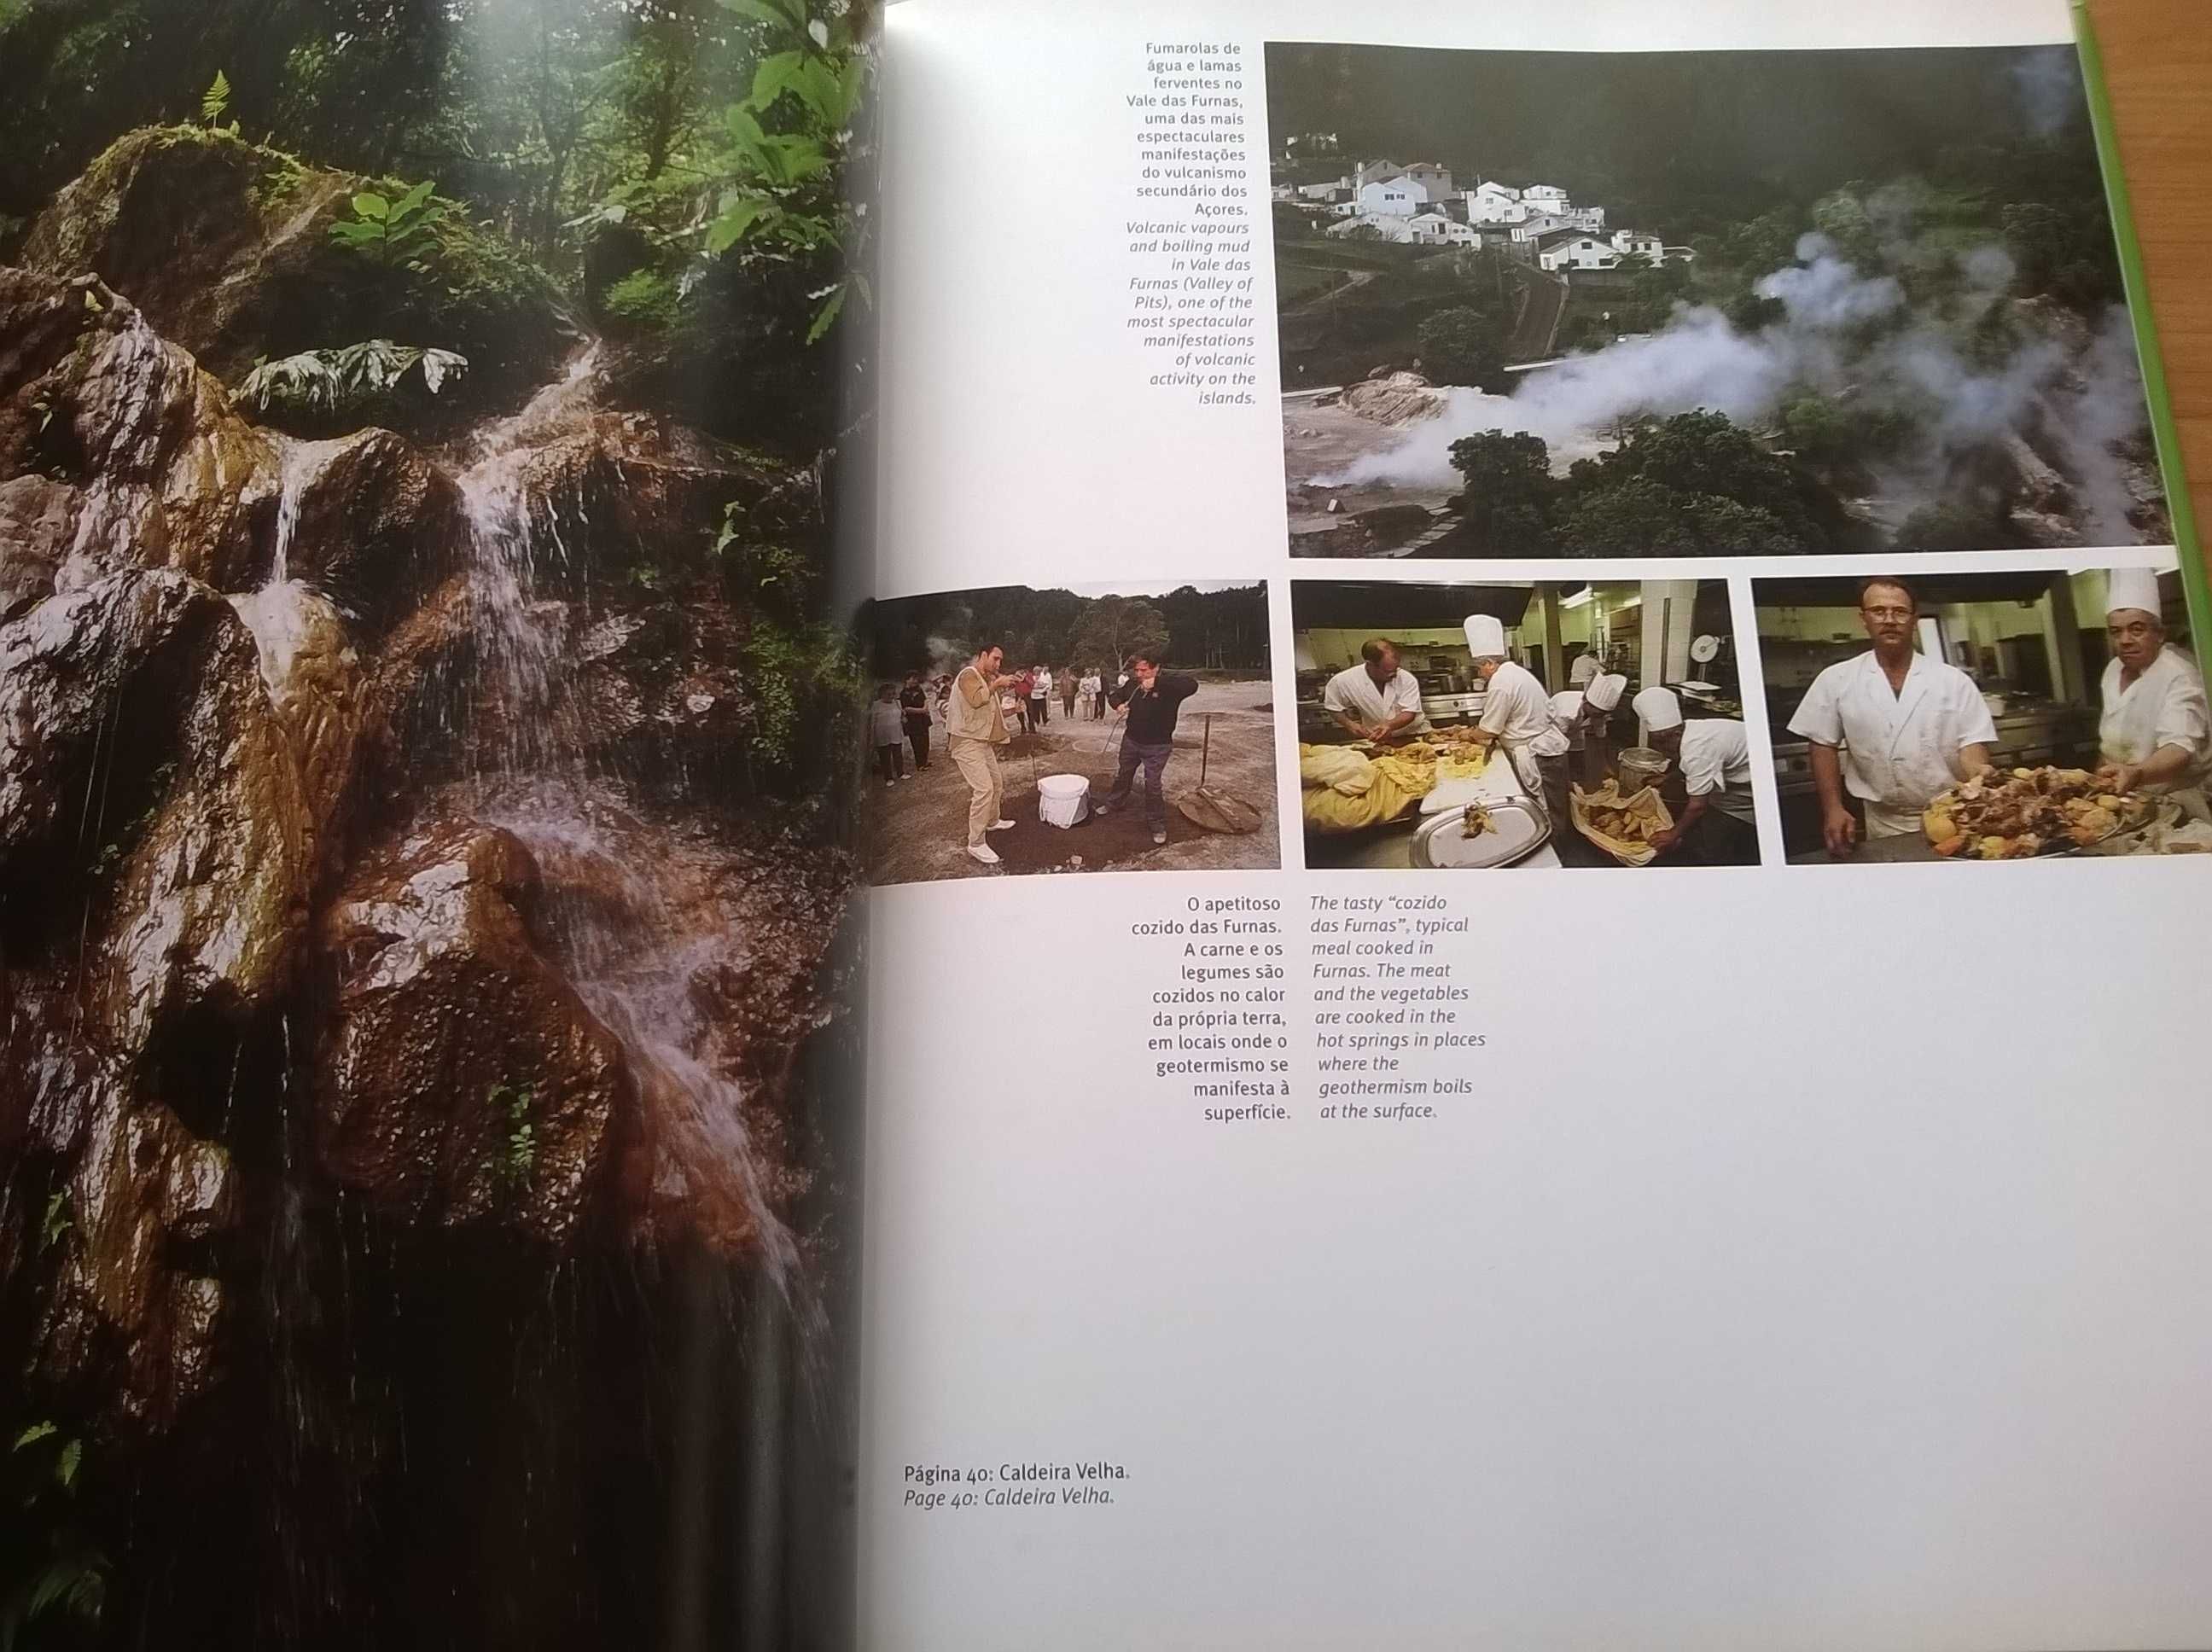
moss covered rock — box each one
[21,126,574,426]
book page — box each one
[0,3,875,1643]
[861,1,2212,1646]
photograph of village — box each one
[1266,42,2169,559]
[861,582,1279,882]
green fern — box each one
[201,70,230,126]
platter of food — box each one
[1410,793,1550,868]
[1922,765,2154,859]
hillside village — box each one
[1272,157,1692,272]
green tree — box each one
[1068,596,1170,673]
[1416,305,1504,388]
[1446,429,1557,552]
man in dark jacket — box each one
[1097,650,1200,846]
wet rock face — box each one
[0,571,309,1428]
[314,821,625,1246]
[34,1073,238,1429]
[282,428,459,630]
[0,268,278,602]
[493,412,783,595]
[1,155,852,1468]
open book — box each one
[2,0,2208,1646]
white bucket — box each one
[1037,773,1090,828]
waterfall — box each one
[451,346,812,1299]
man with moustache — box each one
[1787,575,1995,855]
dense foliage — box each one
[867,585,1272,679]
[1447,411,1846,558]
[0,0,873,447]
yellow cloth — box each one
[1299,743,1375,795]
[1298,743,1437,834]
[1569,781,1674,867]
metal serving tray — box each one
[1409,794,1551,869]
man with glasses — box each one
[1786,575,1995,856]
[2097,566,2210,816]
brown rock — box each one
[21,126,570,420]
[225,579,364,873]
[35,1077,237,1429]
[279,428,459,628]
[314,820,625,1245]
[0,268,278,598]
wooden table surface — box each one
[2087,0,2212,565]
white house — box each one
[1511,207,1606,241]
[1353,158,1407,188]
[1463,182,1529,225]
[1523,183,1571,212]
[1406,211,1481,246]
[1536,232,1623,272]
[1610,227,1663,260]
[1359,175,1432,216]
[1662,245,1697,264]
[1298,179,1348,202]
[1326,212,1416,244]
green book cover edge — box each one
[2072,0,2211,637]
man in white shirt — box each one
[1464,614,1569,824]
[1786,575,1995,854]
[1569,650,1602,688]
[2097,566,2211,817]
[1633,688,1759,864]
[1323,637,1429,743]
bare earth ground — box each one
[864,677,1282,885]
[1282,396,1457,541]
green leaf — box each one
[351,192,389,220]
[55,1439,79,1489]
[724,104,765,147]
[717,0,790,26]
[705,196,767,254]
[750,50,803,112]
[785,57,840,123]
[805,283,846,345]
[11,1422,56,1451]
[201,69,230,124]
[392,178,436,218]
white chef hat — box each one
[1463,614,1507,658]
[1585,672,1627,712]
[2104,566,2163,620]
[1632,685,1682,730]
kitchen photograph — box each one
[1754,562,2212,864]
[1290,579,1761,870]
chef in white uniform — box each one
[1786,575,1996,855]
[1464,614,1569,823]
[1551,672,1626,790]
[1633,686,1760,864]
[1569,651,1602,688]
[1323,637,1429,743]
[2097,565,2211,817]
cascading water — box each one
[451,345,812,1300]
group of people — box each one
[918,643,1199,866]
[1321,627,1755,863]
[994,664,1119,733]
[1787,571,2210,853]
[869,660,1135,788]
